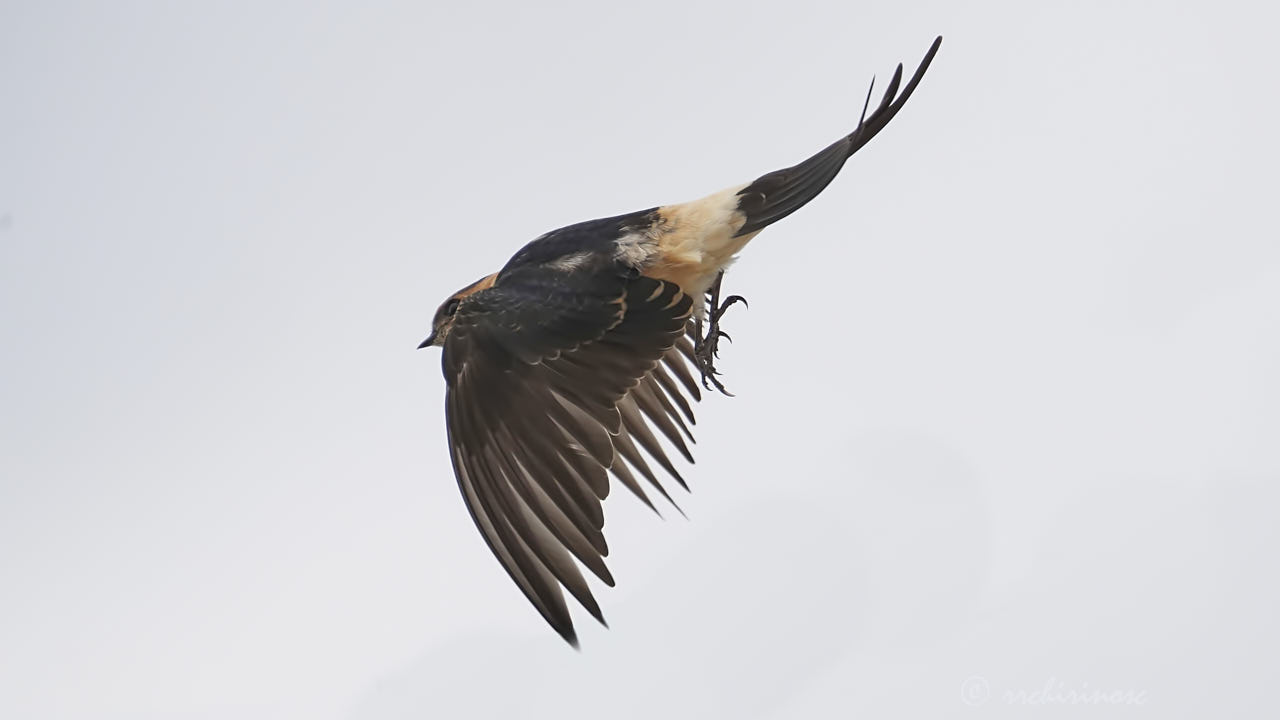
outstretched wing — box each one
[441,265,700,646]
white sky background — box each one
[2,1,1278,718]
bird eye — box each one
[444,298,461,316]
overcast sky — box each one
[3,1,1278,718]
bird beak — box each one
[417,331,437,349]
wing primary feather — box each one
[637,374,696,445]
[493,424,614,580]
[449,405,579,645]
[540,356,627,431]
[606,445,660,516]
[480,443,609,625]
[500,412,608,541]
[650,362,697,426]
[543,391,617,475]
[611,416,686,515]
[662,340,703,401]
[618,393,691,491]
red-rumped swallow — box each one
[419,37,942,646]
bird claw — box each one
[714,295,748,321]
[693,272,747,396]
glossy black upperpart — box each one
[498,208,659,279]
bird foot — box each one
[693,272,748,396]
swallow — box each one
[419,36,942,646]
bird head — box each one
[418,273,498,349]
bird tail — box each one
[732,36,943,238]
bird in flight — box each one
[419,36,943,646]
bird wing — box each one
[441,266,700,646]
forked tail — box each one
[733,36,943,237]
